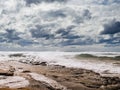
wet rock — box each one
[102,70,111,74]
[0,76,6,79]
[54,65,66,68]
[113,62,120,66]
[30,61,47,66]
[0,66,15,76]
[9,66,15,73]
[0,76,29,88]
[0,72,13,76]
[31,61,40,65]
[101,84,120,90]
[102,77,120,85]
[39,62,47,66]
[28,73,67,90]
[18,67,23,69]
[74,72,83,75]
[100,85,106,89]
[79,79,102,89]
[52,75,58,78]
[22,70,31,73]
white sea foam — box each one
[0,51,120,74]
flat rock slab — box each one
[28,73,67,90]
[0,76,29,88]
[0,70,14,76]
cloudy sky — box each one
[0,0,120,51]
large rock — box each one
[31,61,47,66]
[28,73,67,90]
[0,76,29,88]
[0,66,15,76]
[0,69,13,76]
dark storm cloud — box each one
[99,36,120,45]
[0,35,6,43]
[30,25,54,39]
[61,36,94,46]
[17,39,39,46]
[56,28,69,36]
[30,25,80,40]
[0,29,39,46]
[56,25,80,39]
[56,25,74,36]
[100,20,120,35]
[25,0,67,4]
[0,29,21,43]
[5,29,21,41]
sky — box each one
[0,0,120,51]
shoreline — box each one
[0,52,119,90]
[0,61,119,90]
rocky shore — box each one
[0,60,119,90]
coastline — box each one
[0,52,119,90]
[0,60,119,90]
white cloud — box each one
[0,0,119,51]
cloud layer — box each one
[101,20,120,35]
[26,0,67,5]
[0,0,120,51]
